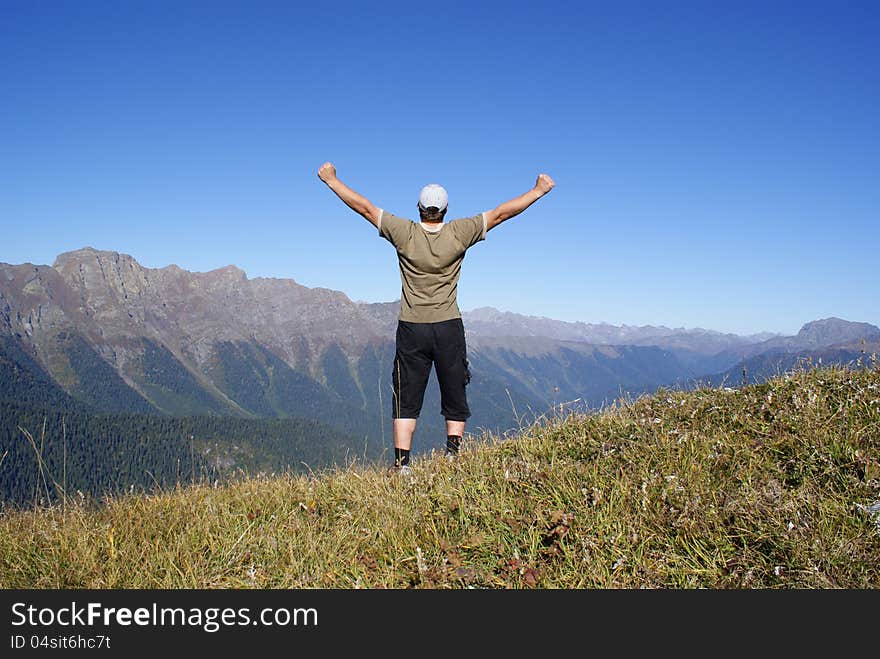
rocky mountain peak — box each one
[203,264,247,281]
[796,317,880,348]
[53,246,135,269]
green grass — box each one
[1,363,879,588]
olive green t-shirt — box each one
[377,209,487,323]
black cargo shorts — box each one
[391,318,472,421]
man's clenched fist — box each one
[318,162,337,184]
[535,173,555,195]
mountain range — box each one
[2,247,878,502]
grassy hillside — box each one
[1,363,878,588]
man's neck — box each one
[420,220,443,232]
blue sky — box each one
[1,1,877,335]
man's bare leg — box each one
[393,418,418,450]
[446,419,465,438]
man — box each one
[317,162,555,473]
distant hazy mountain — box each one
[705,338,880,388]
[462,306,777,354]
[713,318,880,366]
[466,335,704,412]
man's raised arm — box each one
[484,173,555,231]
[317,162,381,228]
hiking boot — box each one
[388,464,412,477]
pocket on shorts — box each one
[463,357,471,386]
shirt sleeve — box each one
[450,213,487,249]
[377,210,412,249]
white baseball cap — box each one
[418,183,448,211]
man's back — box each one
[377,209,487,323]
